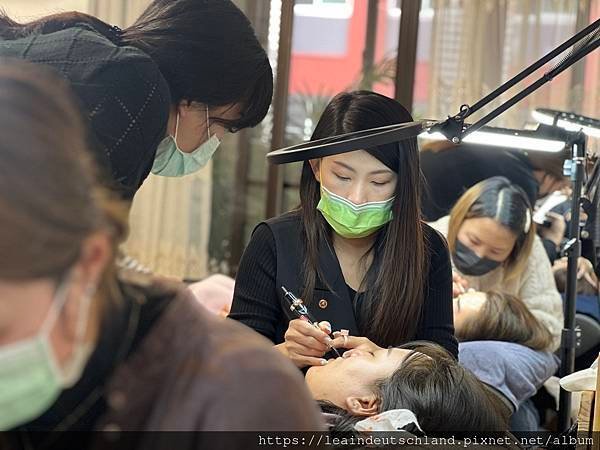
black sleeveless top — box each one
[229,211,458,358]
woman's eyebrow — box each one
[332,160,355,172]
[369,169,393,175]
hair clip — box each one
[111,25,123,40]
[524,209,532,233]
[281,286,341,357]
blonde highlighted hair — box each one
[447,177,536,281]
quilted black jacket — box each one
[0,24,171,198]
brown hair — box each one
[525,150,569,181]
[300,91,427,347]
[554,267,598,295]
[448,177,535,281]
[457,291,553,351]
[0,60,127,300]
[320,342,510,436]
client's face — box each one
[453,291,487,330]
[305,347,411,413]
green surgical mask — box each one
[317,185,394,238]
[0,275,95,431]
[151,105,221,177]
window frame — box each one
[294,0,354,19]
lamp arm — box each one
[464,29,599,138]
[430,18,599,142]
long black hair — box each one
[422,140,569,182]
[0,0,273,131]
[299,91,427,348]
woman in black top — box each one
[420,141,569,222]
[0,0,272,199]
[230,91,457,367]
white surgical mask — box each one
[152,105,221,177]
[0,275,95,430]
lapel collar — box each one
[315,238,359,334]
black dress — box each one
[0,24,171,198]
[229,211,458,358]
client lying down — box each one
[306,339,509,435]
[453,290,552,350]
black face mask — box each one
[452,239,502,276]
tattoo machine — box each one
[281,286,341,358]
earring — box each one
[206,105,211,140]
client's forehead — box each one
[457,291,487,307]
[382,347,413,362]
[388,348,434,363]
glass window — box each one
[292,0,356,56]
[387,0,432,14]
[294,0,354,19]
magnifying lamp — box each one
[533,108,600,138]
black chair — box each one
[576,313,600,358]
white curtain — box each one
[122,172,213,280]
[426,0,587,128]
